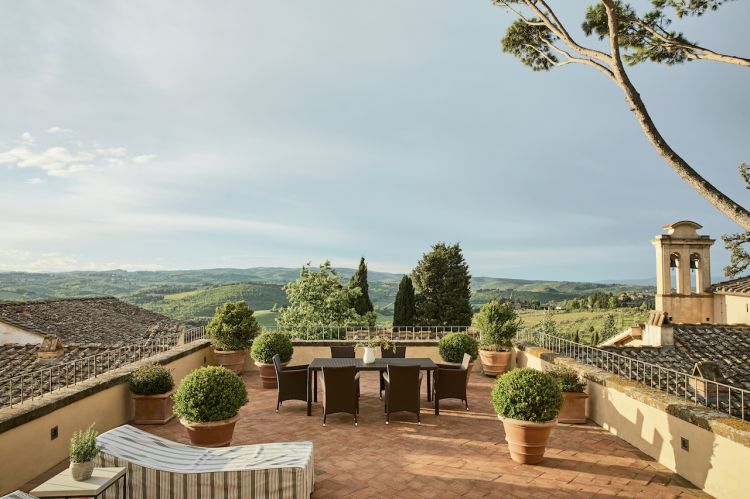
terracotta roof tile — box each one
[710,276,750,295]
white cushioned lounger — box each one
[1,492,37,499]
[95,425,314,499]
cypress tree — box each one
[412,242,473,326]
[393,275,416,327]
[590,330,600,346]
[348,257,374,316]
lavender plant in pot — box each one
[473,300,521,376]
[69,425,99,481]
[206,301,260,374]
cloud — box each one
[0,131,155,178]
[20,132,35,145]
[46,126,72,134]
[0,249,164,272]
[25,177,44,184]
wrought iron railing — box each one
[263,325,474,341]
[0,326,207,409]
[517,329,749,421]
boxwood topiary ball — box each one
[438,333,479,363]
[172,366,248,423]
[492,368,563,423]
[251,332,294,364]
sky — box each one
[0,1,748,282]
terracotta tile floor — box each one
[140,371,707,498]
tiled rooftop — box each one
[603,324,750,390]
[710,275,750,295]
[102,371,707,498]
[0,296,181,346]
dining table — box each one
[306,357,438,416]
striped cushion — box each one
[96,425,313,499]
[1,492,37,499]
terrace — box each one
[23,370,704,498]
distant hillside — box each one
[0,268,654,326]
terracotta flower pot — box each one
[256,361,286,389]
[70,460,94,481]
[180,415,240,447]
[558,392,588,424]
[479,350,513,376]
[214,349,247,374]
[501,416,557,465]
[131,390,174,425]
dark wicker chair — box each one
[321,365,359,426]
[432,353,471,415]
[382,364,422,424]
[379,346,406,398]
[330,346,355,358]
[272,354,308,412]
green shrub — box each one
[548,365,587,393]
[129,364,174,395]
[70,424,99,463]
[438,333,478,363]
[172,366,248,423]
[250,332,293,364]
[473,300,522,351]
[492,368,563,423]
[206,301,260,351]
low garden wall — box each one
[515,345,750,499]
[0,340,213,495]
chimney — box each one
[642,310,673,346]
[37,335,64,360]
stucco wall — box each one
[0,321,42,345]
[515,347,750,499]
[0,342,211,495]
[714,293,750,325]
[655,294,714,324]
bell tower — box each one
[652,221,714,324]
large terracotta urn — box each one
[132,390,174,425]
[479,350,513,376]
[558,392,588,424]
[180,415,240,447]
[214,350,247,374]
[256,361,287,389]
[501,416,557,465]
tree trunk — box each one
[601,0,750,231]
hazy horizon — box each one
[1,1,747,282]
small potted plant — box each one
[250,332,294,388]
[172,366,248,447]
[69,424,99,481]
[129,364,175,424]
[473,300,522,376]
[492,368,563,464]
[548,365,588,424]
[438,332,478,379]
[206,301,260,374]
[357,336,394,364]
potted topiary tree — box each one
[250,332,294,388]
[69,424,99,481]
[492,368,563,464]
[129,364,175,424]
[206,301,260,374]
[438,332,479,380]
[172,366,248,447]
[548,365,588,424]
[473,300,522,376]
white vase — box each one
[363,347,376,364]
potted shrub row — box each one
[206,301,260,374]
[438,332,478,380]
[129,364,175,424]
[548,365,588,424]
[492,368,563,464]
[474,300,521,376]
[173,366,248,447]
[251,332,294,388]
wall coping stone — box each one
[0,340,212,434]
[518,344,750,448]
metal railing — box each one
[262,325,474,341]
[0,326,207,409]
[517,329,749,421]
